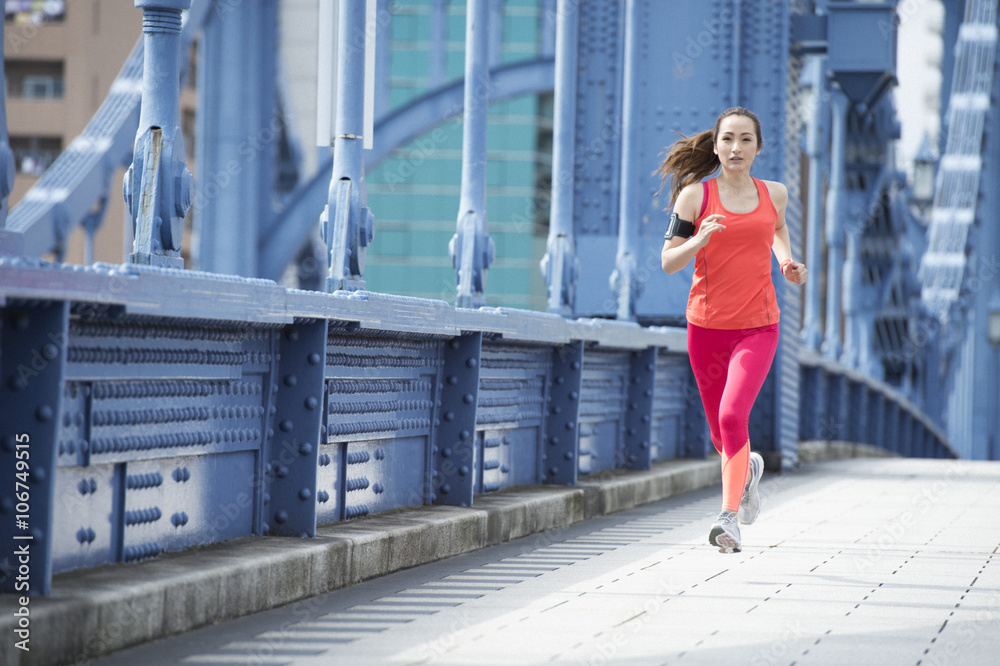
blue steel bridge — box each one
[0,0,996,636]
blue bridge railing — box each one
[0,257,956,596]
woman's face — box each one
[713,115,760,174]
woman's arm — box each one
[768,181,807,284]
[661,183,726,274]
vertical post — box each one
[125,0,194,268]
[434,333,483,507]
[802,59,827,351]
[0,24,15,229]
[841,232,862,369]
[612,0,643,322]
[544,342,583,485]
[450,0,495,309]
[1,301,69,595]
[325,0,376,292]
[194,0,277,277]
[264,319,327,536]
[541,0,580,316]
[624,347,656,470]
[682,365,709,458]
[799,364,819,441]
[822,87,848,360]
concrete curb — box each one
[1,458,720,666]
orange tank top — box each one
[686,177,780,329]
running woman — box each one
[657,107,807,553]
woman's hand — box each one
[691,214,726,249]
[782,260,807,285]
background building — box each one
[4,0,194,265]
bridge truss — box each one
[0,0,978,595]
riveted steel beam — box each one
[433,332,482,507]
[623,347,656,470]
[264,319,328,536]
[544,341,583,485]
[1,300,69,595]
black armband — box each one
[664,212,696,240]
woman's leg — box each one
[717,324,779,511]
[687,323,732,455]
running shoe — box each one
[709,510,741,553]
[739,451,763,525]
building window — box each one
[4,0,66,23]
[5,60,64,99]
[10,136,61,176]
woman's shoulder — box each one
[679,179,711,197]
[674,179,710,218]
[758,179,788,206]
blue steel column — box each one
[612,0,643,322]
[821,87,848,360]
[544,342,583,485]
[450,0,495,309]
[540,0,580,316]
[326,0,376,293]
[433,333,483,506]
[264,319,327,536]
[124,0,194,268]
[624,347,655,470]
[1,301,69,595]
[802,58,827,352]
[0,24,15,228]
[194,0,277,277]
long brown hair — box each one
[656,107,764,206]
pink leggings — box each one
[688,322,779,510]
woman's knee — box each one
[718,409,748,441]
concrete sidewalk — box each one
[3,450,731,666]
[85,453,1000,666]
